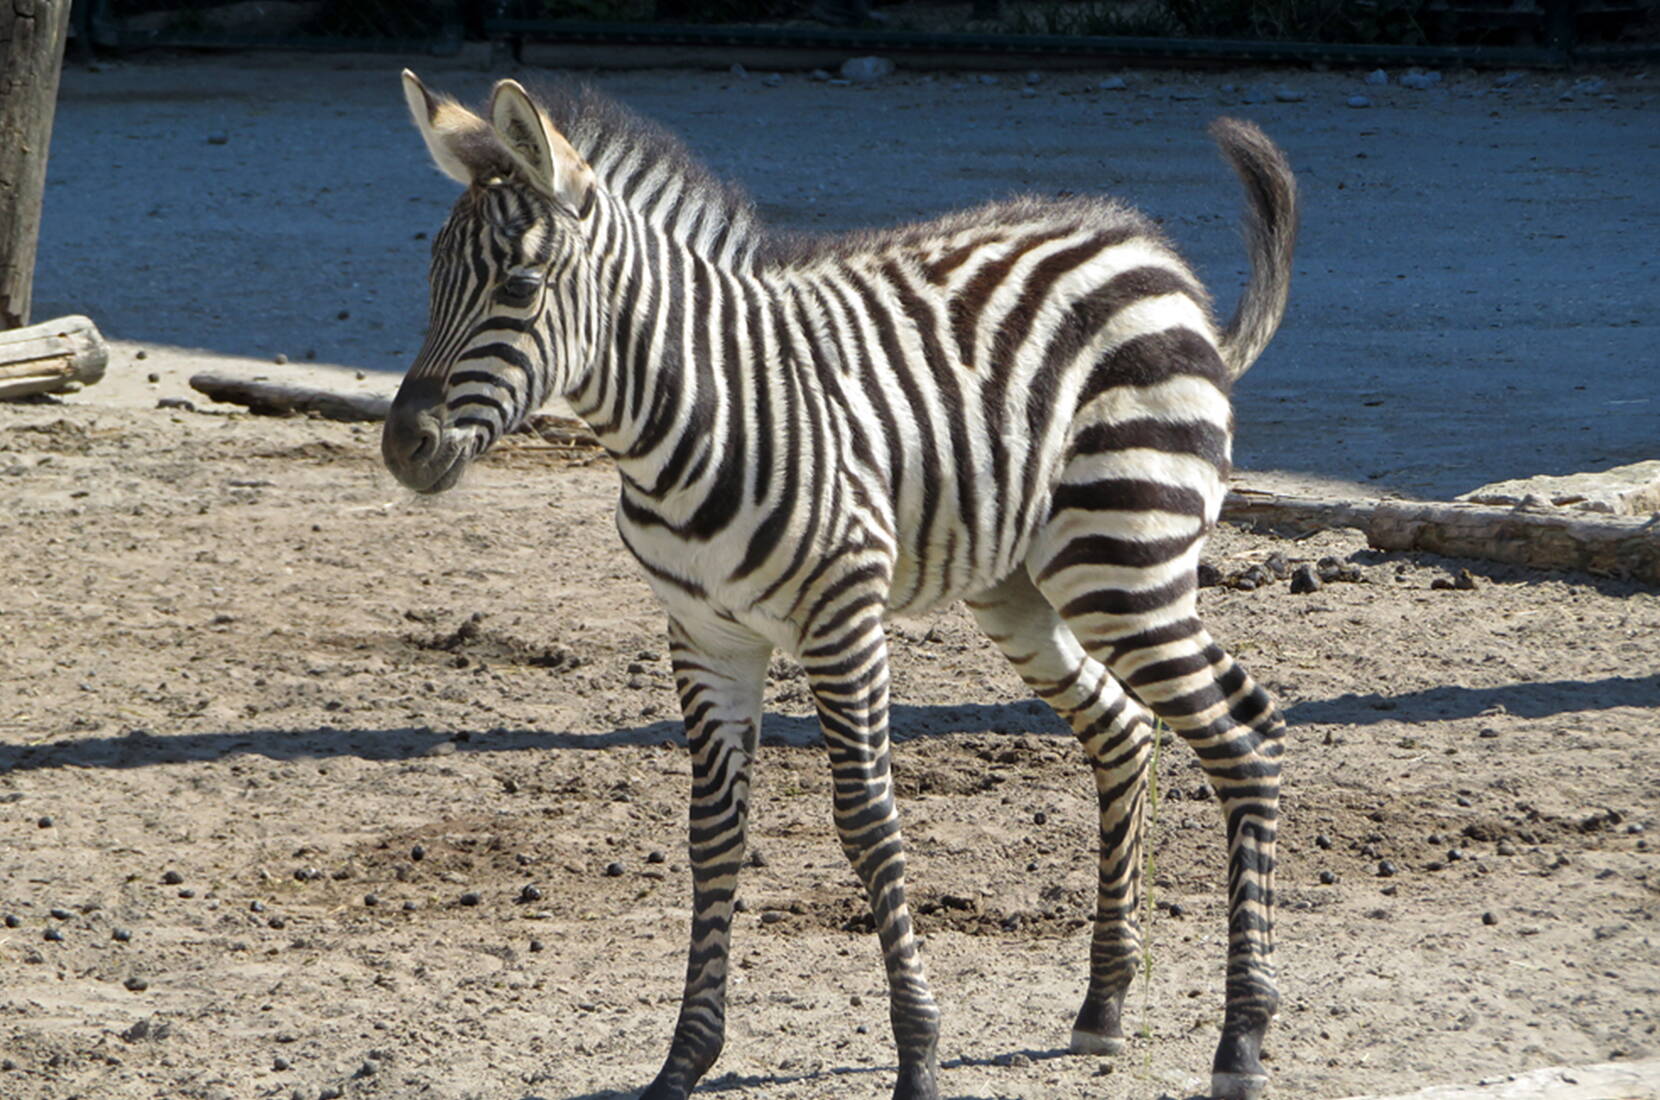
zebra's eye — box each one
[497,273,541,308]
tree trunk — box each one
[0,0,74,330]
[0,313,106,399]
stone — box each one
[840,56,894,83]
[1097,76,1127,91]
[1348,95,1373,109]
[1364,69,1389,86]
[1457,461,1660,517]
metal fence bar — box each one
[88,0,465,55]
[480,19,1576,69]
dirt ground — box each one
[3,402,1657,1100]
[4,52,1659,1100]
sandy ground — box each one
[2,53,1658,1100]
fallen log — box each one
[187,372,603,450]
[1223,488,1660,584]
[188,372,391,422]
[0,314,108,400]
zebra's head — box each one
[384,71,599,494]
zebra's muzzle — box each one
[383,374,468,494]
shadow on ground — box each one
[0,700,1067,775]
[7,672,1652,776]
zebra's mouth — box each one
[382,375,473,494]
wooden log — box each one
[1223,488,1660,584]
[1,0,74,329]
[188,372,392,421]
[186,372,606,451]
[0,313,108,399]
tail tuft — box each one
[1210,118,1298,381]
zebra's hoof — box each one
[1068,1027,1126,1056]
[1210,1070,1269,1100]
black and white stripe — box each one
[385,73,1298,1100]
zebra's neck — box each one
[567,194,792,523]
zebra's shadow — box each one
[0,700,1069,775]
[517,1045,1082,1099]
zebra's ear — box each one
[402,69,492,186]
[489,79,595,217]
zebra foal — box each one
[384,71,1297,1100]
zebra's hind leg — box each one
[801,613,940,1100]
[965,569,1155,1060]
[1029,511,1284,1100]
[641,618,771,1100]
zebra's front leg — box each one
[642,619,771,1100]
[802,624,940,1100]
[966,570,1155,1059]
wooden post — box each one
[0,0,74,331]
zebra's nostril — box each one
[383,375,448,477]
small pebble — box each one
[410,844,425,862]
[1482,911,1499,926]
[135,348,149,360]
[1274,87,1305,103]
[250,900,265,913]
[268,916,287,930]
[37,816,53,828]
[1377,860,1398,878]
[146,372,161,384]
[646,850,667,864]
[124,976,149,991]
[1315,833,1333,850]
[162,870,184,885]
[459,891,481,907]
[273,353,288,365]
[402,901,418,912]
[604,861,625,878]
[1289,564,1322,593]
[1364,69,1389,86]
[1032,811,1048,826]
[1318,870,1337,885]
[273,1056,291,1071]
[206,132,229,145]
[1098,76,1127,91]
[2,914,18,928]
[518,884,543,903]
[729,63,748,79]
[50,907,72,920]
[529,938,544,952]
[1347,95,1373,109]
[44,927,63,942]
[112,927,132,942]
[363,893,380,908]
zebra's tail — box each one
[1210,118,1299,381]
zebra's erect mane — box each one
[527,85,1190,293]
[528,82,765,267]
